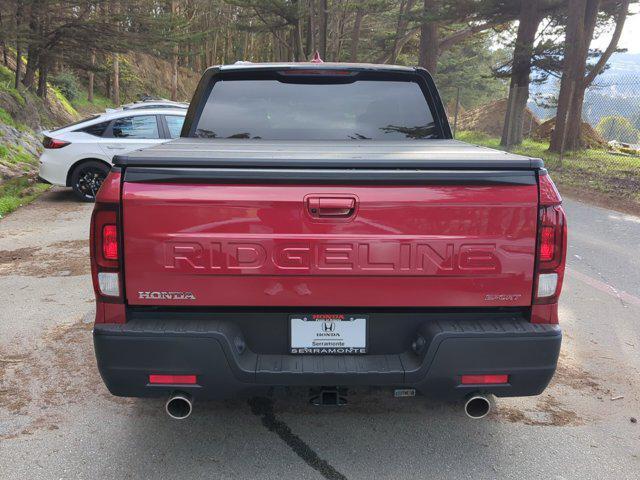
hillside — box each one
[0,51,199,217]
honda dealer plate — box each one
[290,314,367,354]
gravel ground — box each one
[0,188,638,479]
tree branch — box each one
[583,0,630,87]
[438,19,504,51]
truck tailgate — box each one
[122,180,538,307]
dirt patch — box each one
[552,352,608,396]
[0,247,38,264]
[498,395,582,427]
[0,239,90,277]
[457,99,541,138]
[0,318,106,438]
[532,117,606,148]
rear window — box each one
[79,121,110,137]
[194,79,438,140]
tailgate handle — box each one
[308,197,356,218]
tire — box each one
[70,161,110,202]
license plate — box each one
[290,314,367,354]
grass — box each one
[71,90,115,114]
[456,131,640,206]
[0,64,27,108]
[0,177,50,218]
[0,131,38,168]
[49,85,78,117]
[0,106,28,131]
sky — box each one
[590,5,640,54]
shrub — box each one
[50,71,80,101]
[596,115,639,144]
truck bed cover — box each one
[113,138,544,170]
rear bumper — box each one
[38,151,69,186]
[93,314,561,401]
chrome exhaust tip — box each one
[464,394,493,419]
[165,392,192,420]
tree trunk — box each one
[307,0,316,56]
[15,2,24,89]
[23,48,39,90]
[549,0,586,153]
[0,9,5,66]
[500,1,543,147]
[22,6,40,90]
[292,0,304,61]
[562,0,629,151]
[318,0,328,59]
[350,7,364,62]
[418,0,439,73]
[15,44,22,89]
[105,73,111,99]
[171,0,179,101]
[389,0,416,64]
[563,0,599,151]
[36,59,48,98]
[88,50,95,103]
[113,54,120,105]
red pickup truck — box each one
[91,63,566,420]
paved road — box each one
[0,189,638,479]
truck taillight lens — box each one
[90,170,125,323]
[91,204,122,301]
[537,206,564,270]
[102,225,118,260]
[534,204,567,305]
[539,226,555,262]
[97,272,120,297]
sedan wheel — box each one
[71,162,110,202]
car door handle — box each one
[307,197,356,218]
[105,146,126,150]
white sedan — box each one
[38,107,187,201]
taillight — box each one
[537,206,564,271]
[533,173,567,323]
[102,225,118,260]
[42,136,70,149]
[90,171,123,305]
[539,226,555,262]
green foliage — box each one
[0,177,50,218]
[435,34,509,110]
[0,107,29,132]
[104,56,144,102]
[0,65,26,107]
[0,107,14,127]
[0,140,38,167]
[596,116,639,143]
[457,130,640,204]
[71,90,115,112]
[49,85,78,116]
[50,71,81,101]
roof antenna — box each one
[310,51,324,63]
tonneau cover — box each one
[113,139,544,170]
